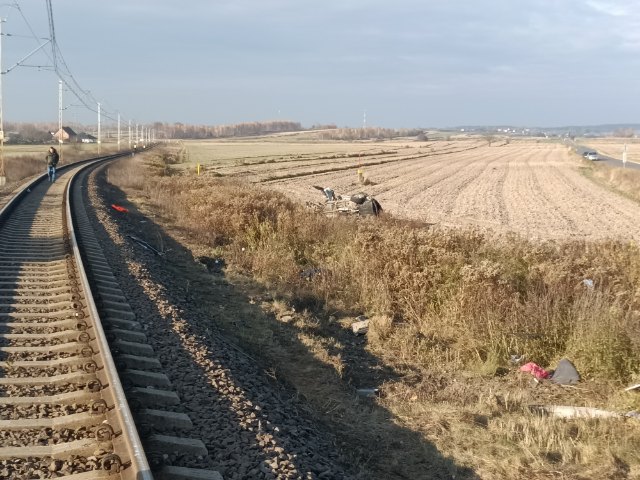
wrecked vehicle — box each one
[310,186,383,217]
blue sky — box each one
[1,0,639,128]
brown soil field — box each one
[185,138,640,241]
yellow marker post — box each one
[197,163,201,176]
[357,168,364,184]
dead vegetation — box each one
[0,144,121,195]
[107,147,640,479]
[581,159,640,204]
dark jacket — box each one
[46,151,59,167]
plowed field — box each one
[190,139,640,241]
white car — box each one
[585,152,598,161]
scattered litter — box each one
[625,383,640,392]
[300,267,323,280]
[530,405,640,420]
[519,362,550,380]
[312,185,338,201]
[519,358,580,384]
[127,235,163,256]
[550,358,580,385]
[352,318,369,336]
[582,279,594,289]
[111,204,128,213]
[510,354,526,365]
[356,388,379,398]
[197,256,225,274]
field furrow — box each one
[185,139,640,241]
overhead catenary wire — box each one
[45,0,55,71]
[40,0,129,124]
[4,0,123,123]
[1,0,147,146]
[43,0,124,122]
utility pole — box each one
[128,120,131,149]
[97,102,101,155]
[135,123,138,146]
[58,79,63,163]
[0,18,6,186]
[117,113,121,151]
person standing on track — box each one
[46,146,59,182]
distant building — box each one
[52,126,78,143]
[78,132,97,143]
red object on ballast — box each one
[111,204,129,213]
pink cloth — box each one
[519,362,550,380]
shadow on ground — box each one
[84,162,479,480]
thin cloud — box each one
[586,0,629,16]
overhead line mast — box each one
[45,0,57,72]
[0,17,5,185]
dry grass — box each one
[593,164,640,203]
[0,144,122,201]
[107,147,640,479]
[577,149,640,203]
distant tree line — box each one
[4,120,425,144]
[4,122,57,144]
[152,121,303,139]
[613,128,635,138]
[3,120,303,144]
[314,127,423,141]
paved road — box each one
[576,144,640,170]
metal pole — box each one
[97,102,101,155]
[128,120,131,148]
[0,18,6,185]
[58,79,63,163]
[117,113,121,151]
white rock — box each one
[352,319,369,335]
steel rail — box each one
[0,153,152,479]
[67,157,153,480]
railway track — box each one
[0,155,221,480]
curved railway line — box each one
[0,155,221,480]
